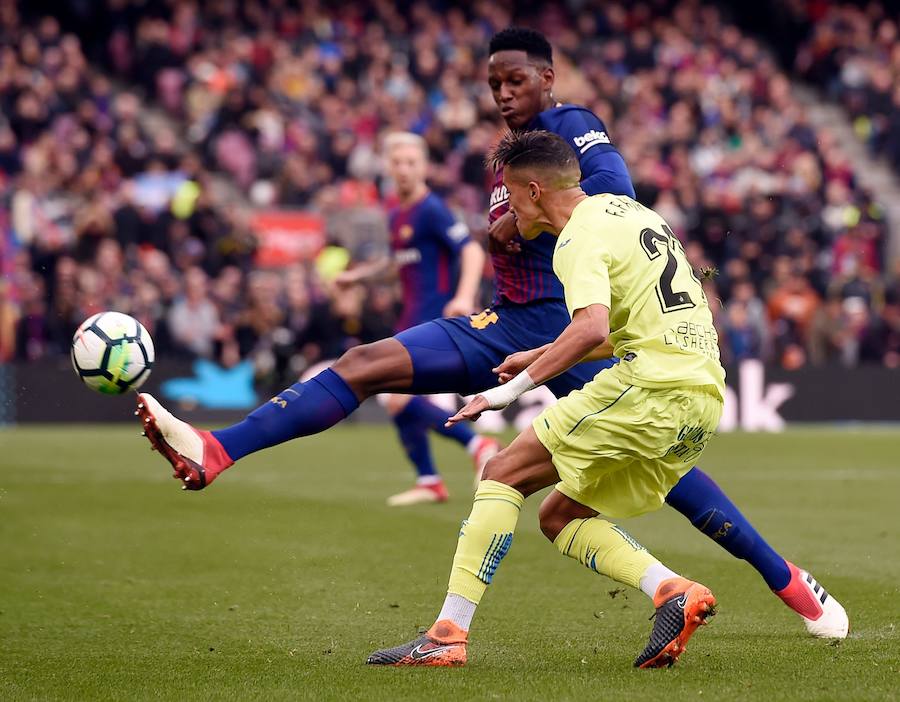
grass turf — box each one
[0,424,898,701]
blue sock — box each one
[403,396,476,448]
[666,467,791,590]
[212,368,360,461]
[392,402,438,479]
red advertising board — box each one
[251,211,326,266]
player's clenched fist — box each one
[493,348,544,383]
[443,296,478,317]
[487,211,522,253]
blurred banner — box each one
[250,210,326,267]
[3,359,900,430]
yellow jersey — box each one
[553,194,726,399]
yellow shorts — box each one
[533,365,723,520]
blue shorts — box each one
[395,300,616,398]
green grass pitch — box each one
[1,424,898,701]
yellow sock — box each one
[447,480,524,604]
[554,517,658,590]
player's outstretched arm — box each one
[334,256,393,286]
[446,304,609,425]
[443,240,486,317]
[493,336,613,384]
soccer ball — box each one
[71,312,155,395]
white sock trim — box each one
[416,475,443,486]
[639,562,680,599]
[437,592,477,631]
[466,436,482,455]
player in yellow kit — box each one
[531,190,725,522]
[368,130,727,669]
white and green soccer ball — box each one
[71,312,155,395]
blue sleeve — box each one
[545,108,636,198]
[426,199,471,256]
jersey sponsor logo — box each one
[572,129,611,154]
[663,322,718,349]
[489,184,509,213]
[409,642,459,660]
[447,221,470,243]
[469,309,499,330]
[664,425,712,462]
[394,248,422,266]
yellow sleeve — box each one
[561,229,612,315]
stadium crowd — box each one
[2,0,900,381]
[796,1,900,174]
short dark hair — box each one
[489,27,553,65]
[487,130,580,182]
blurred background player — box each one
[335,132,498,505]
[136,27,842,639]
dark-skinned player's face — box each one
[488,50,554,130]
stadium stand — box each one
[796,1,900,172]
[1,0,899,376]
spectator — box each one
[167,266,219,358]
[0,279,18,362]
[797,3,900,172]
[723,302,764,364]
[15,274,50,361]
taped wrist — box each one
[480,371,536,410]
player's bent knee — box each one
[480,452,540,497]
[480,452,526,491]
[481,428,560,498]
[331,339,412,396]
[331,345,373,394]
[538,490,599,542]
[480,454,508,483]
[538,498,570,542]
[332,343,377,374]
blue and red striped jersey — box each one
[489,104,635,305]
[389,191,471,330]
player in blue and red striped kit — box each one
[335,132,500,506]
[137,28,846,642]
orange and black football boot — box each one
[366,620,468,667]
[634,577,717,669]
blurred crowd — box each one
[2,0,900,381]
[796,1,900,173]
